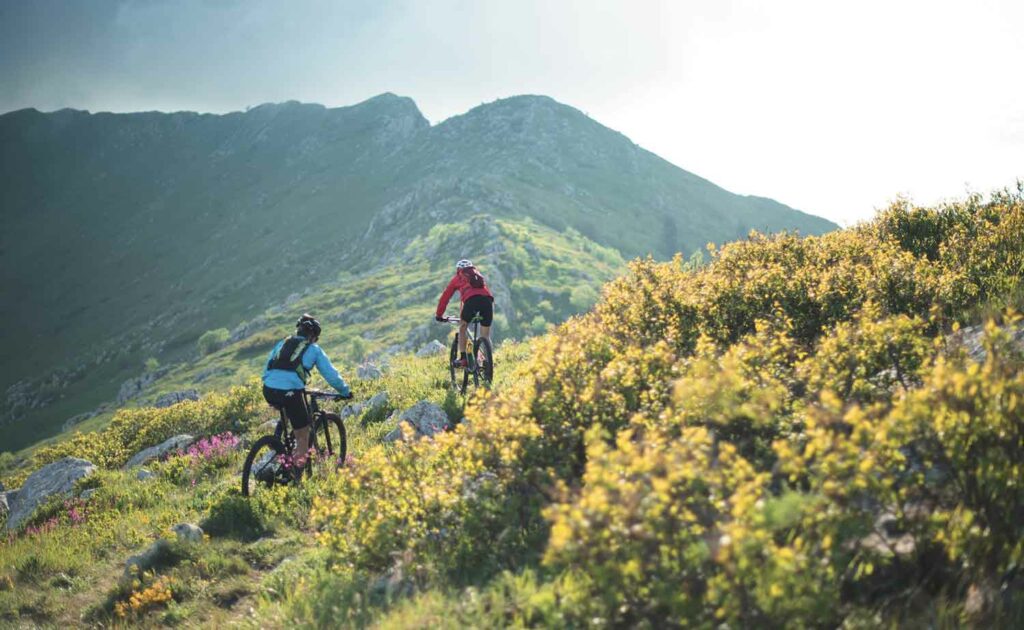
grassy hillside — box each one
[5,188,1019,627]
[2,215,624,454]
[1,93,836,453]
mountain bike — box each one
[443,314,493,393]
[241,390,350,498]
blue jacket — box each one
[262,335,350,395]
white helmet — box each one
[456,259,474,270]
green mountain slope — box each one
[3,215,624,453]
[1,93,835,452]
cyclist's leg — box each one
[456,323,469,354]
[458,309,470,358]
[479,297,495,342]
[282,390,312,465]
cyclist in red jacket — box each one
[435,259,494,368]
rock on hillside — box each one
[124,434,195,468]
[5,457,96,530]
[383,401,449,442]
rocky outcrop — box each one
[194,366,233,383]
[952,322,1024,362]
[228,316,269,343]
[172,523,204,543]
[61,409,99,433]
[124,434,195,468]
[117,367,171,405]
[341,391,390,420]
[383,401,449,443]
[153,389,200,408]
[357,362,383,380]
[416,340,447,357]
[4,458,96,530]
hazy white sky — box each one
[1,0,1021,225]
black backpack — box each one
[461,266,486,289]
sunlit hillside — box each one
[2,187,1022,627]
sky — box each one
[1,0,1022,226]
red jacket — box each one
[436,271,493,318]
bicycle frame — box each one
[272,391,342,452]
[444,315,483,362]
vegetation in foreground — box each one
[2,187,1023,627]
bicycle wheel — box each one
[475,337,494,386]
[312,412,347,469]
[449,334,469,394]
[241,435,288,497]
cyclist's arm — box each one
[435,276,458,318]
[312,347,351,396]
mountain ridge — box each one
[1,92,836,451]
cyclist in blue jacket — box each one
[262,314,351,467]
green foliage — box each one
[202,494,270,542]
[197,328,230,356]
[144,357,160,372]
[10,380,262,484]
[3,191,1023,627]
[568,285,599,312]
[348,337,368,364]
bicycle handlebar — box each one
[306,390,352,400]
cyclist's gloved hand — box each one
[340,391,354,400]
[435,315,446,322]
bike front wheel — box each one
[449,333,469,394]
[312,412,347,470]
[241,435,288,497]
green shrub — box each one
[197,328,230,356]
[202,494,270,541]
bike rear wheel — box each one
[241,435,288,497]
[475,337,494,386]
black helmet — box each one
[296,313,322,338]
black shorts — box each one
[262,386,311,430]
[461,295,494,326]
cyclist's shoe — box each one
[451,358,469,369]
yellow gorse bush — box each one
[10,189,1018,625]
[312,409,550,583]
[114,578,174,618]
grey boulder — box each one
[117,367,171,405]
[154,389,200,408]
[4,457,96,530]
[341,391,390,420]
[383,401,449,443]
[172,523,204,543]
[415,340,447,357]
[124,434,195,468]
[357,362,383,380]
